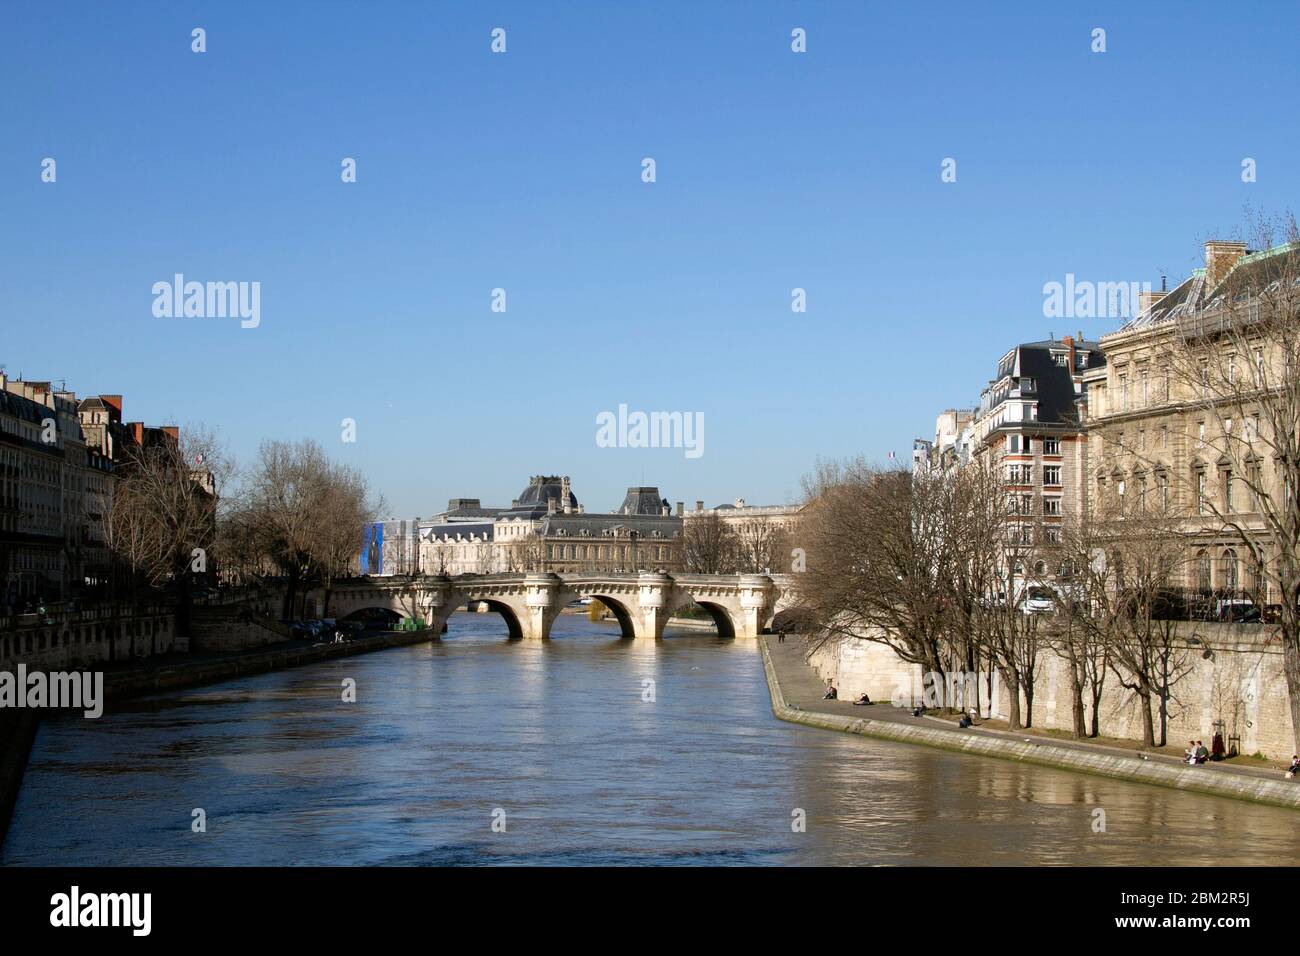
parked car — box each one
[1020,586,1057,615]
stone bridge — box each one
[320,572,793,641]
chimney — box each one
[1137,289,1166,315]
[675,501,684,517]
[101,395,123,420]
[1204,240,1248,289]
[661,505,669,516]
[695,500,704,512]
[547,496,557,515]
[577,504,585,514]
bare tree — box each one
[732,516,789,574]
[682,512,735,573]
[1048,515,1111,738]
[950,455,1045,728]
[235,439,377,620]
[107,424,229,642]
[796,458,957,686]
[1083,491,1196,747]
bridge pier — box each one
[634,571,672,640]
[522,572,564,641]
[735,574,775,640]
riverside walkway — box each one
[762,634,1300,809]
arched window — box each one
[1221,549,1239,592]
[1196,550,1212,593]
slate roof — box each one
[1121,242,1300,331]
[614,486,669,516]
[537,512,682,538]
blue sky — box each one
[2,1,1296,517]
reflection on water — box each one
[5,611,1300,866]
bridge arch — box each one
[684,599,738,638]
[459,598,524,641]
[586,594,638,640]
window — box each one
[1118,374,1129,410]
[1224,469,1235,514]
[1008,435,1020,453]
[1221,550,1239,591]
[1197,470,1208,515]
[1043,466,1061,486]
[1197,550,1212,592]
[1043,437,1060,455]
[1043,497,1061,515]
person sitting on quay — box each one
[853,692,871,706]
[1195,740,1210,764]
[1184,740,1198,765]
[1211,732,1226,761]
[1287,755,1300,779]
[911,703,925,718]
[958,711,974,729]
[822,682,838,701]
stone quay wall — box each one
[808,622,1297,760]
[0,604,180,672]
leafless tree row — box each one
[107,433,380,622]
[681,512,790,574]
[792,455,1199,739]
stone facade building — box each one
[1083,238,1300,601]
[919,337,1104,591]
[0,372,203,608]
[404,475,685,576]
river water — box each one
[5,612,1300,866]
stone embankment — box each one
[761,635,1300,811]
